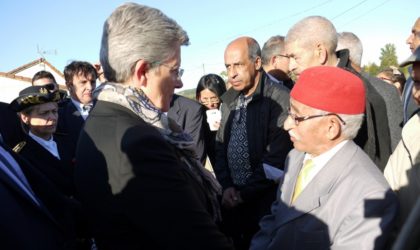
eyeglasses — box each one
[157,63,184,79]
[200,97,220,105]
[287,108,346,126]
[275,54,289,59]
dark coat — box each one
[337,49,392,171]
[168,94,207,164]
[57,99,85,157]
[215,71,292,201]
[15,134,75,197]
[74,100,233,250]
[0,102,25,148]
[0,142,77,249]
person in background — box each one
[261,35,293,89]
[384,46,420,232]
[215,36,291,250]
[377,66,407,97]
[336,31,403,152]
[57,61,97,158]
[74,3,233,249]
[251,66,398,250]
[9,86,75,197]
[402,17,420,124]
[195,73,227,168]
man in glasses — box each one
[284,16,391,171]
[215,36,291,250]
[251,66,397,250]
[261,35,293,90]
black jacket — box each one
[75,100,233,250]
[214,71,292,201]
[336,49,392,171]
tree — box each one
[379,43,398,70]
[363,62,380,76]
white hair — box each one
[312,108,364,140]
[100,3,189,83]
[285,16,338,55]
[337,32,363,67]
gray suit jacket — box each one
[251,141,398,250]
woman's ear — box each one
[20,113,30,125]
[132,59,148,88]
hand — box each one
[222,187,240,208]
[93,62,107,83]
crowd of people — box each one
[0,3,419,250]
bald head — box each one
[224,36,262,96]
[226,36,261,61]
[285,16,338,55]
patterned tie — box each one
[292,159,314,203]
[82,104,93,113]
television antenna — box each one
[37,44,57,59]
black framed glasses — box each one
[287,108,346,126]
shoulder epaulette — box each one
[12,141,26,153]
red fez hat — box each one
[291,66,365,114]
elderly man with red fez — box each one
[250,66,398,250]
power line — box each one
[330,0,368,20]
[338,0,391,28]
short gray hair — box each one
[247,37,261,62]
[285,16,337,55]
[261,35,285,66]
[312,108,364,140]
[337,32,363,67]
[100,3,189,83]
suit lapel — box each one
[276,141,359,227]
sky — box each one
[0,0,419,91]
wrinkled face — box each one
[145,46,183,112]
[407,18,420,53]
[283,98,328,156]
[198,88,220,110]
[412,62,420,105]
[21,102,58,140]
[274,54,290,75]
[224,41,260,96]
[33,77,59,92]
[285,40,319,79]
[68,72,96,105]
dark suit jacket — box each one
[168,94,207,164]
[0,102,25,148]
[0,142,76,249]
[75,100,233,250]
[251,141,398,250]
[57,99,85,157]
[16,134,75,196]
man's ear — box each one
[316,43,328,65]
[326,116,342,140]
[133,59,148,88]
[255,56,262,71]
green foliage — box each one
[379,43,398,69]
[363,62,380,76]
[176,88,196,100]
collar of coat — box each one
[221,70,273,107]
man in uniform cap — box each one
[250,66,397,250]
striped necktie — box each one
[292,159,314,203]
